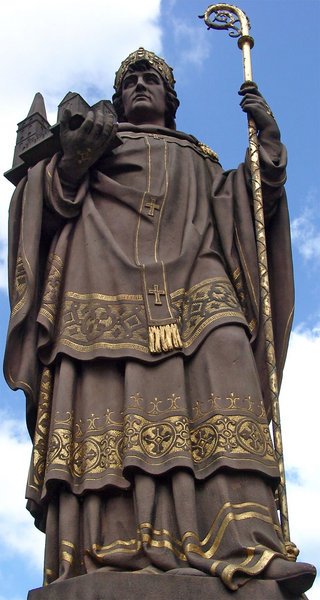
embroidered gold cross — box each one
[148,284,165,305]
[145,197,160,217]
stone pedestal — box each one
[27,571,306,600]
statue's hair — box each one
[112,59,180,130]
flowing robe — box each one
[4,124,295,589]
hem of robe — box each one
[38,470,316,594]
[37,315,250,365]
[26,325,280,530]
[35,460,280,499]
[26,464,280,534]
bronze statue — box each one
[4,47,316,598]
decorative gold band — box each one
[114,47,175,92]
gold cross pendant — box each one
[148,284,165,305]
[145,197,160,217]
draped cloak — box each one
[4,124,295,588]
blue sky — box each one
[0,1,319,598]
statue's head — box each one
[113,48,179,129]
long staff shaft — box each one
[200,3,297,560]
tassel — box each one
[148,327,155,353]
[149,326,161,353]
[160,325,169,351]
[148,324,183,354]
[171,323,183,348]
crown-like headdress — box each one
[114,47,175,92]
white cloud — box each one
[279,325,320,593]
[0,0,163,291]
[281,327,320,480]
[172,21,211,67]
[160,1,212,81]
[291,189,320,262]
[308,578,320,600]
[1,1,162,110]
[0,414,45,569]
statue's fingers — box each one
[240,93,265,105]
[92,110,104,137]
[240,98,268,113]
[238,85,262,98]
[60,108,72,130]
[81,111,95,134]
[102,112,115,139]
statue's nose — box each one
[136,80,146,90]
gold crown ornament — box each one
[114,47,175,92]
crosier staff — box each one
[199,3,298,561]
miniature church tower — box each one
[12,92,50,168]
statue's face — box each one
[121,67,166,127]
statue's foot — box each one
[263,558,316,594]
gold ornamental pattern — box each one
[11,256,28,317]
[43,502,285,585]
[39,275,247,354]
[39,253,64,325]
[29,391,276,492]
[170,278,247,347]
[28,367,52,492]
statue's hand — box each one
[59,108,115,184]
[238,86,280,140]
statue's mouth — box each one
[133,94,150,101]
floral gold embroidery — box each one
[59,297,147,347]
[33,389,276,488]
[191,425,218,462]
[45,278,247,355]
[171,278,247,348]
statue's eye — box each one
[123,77,136,89]
[144,74,159,84]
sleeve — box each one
[4,161,48,438]
[211,144,293,420]
[3,154,90,439]
[44,153,89,220]
[244,134,287,222]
